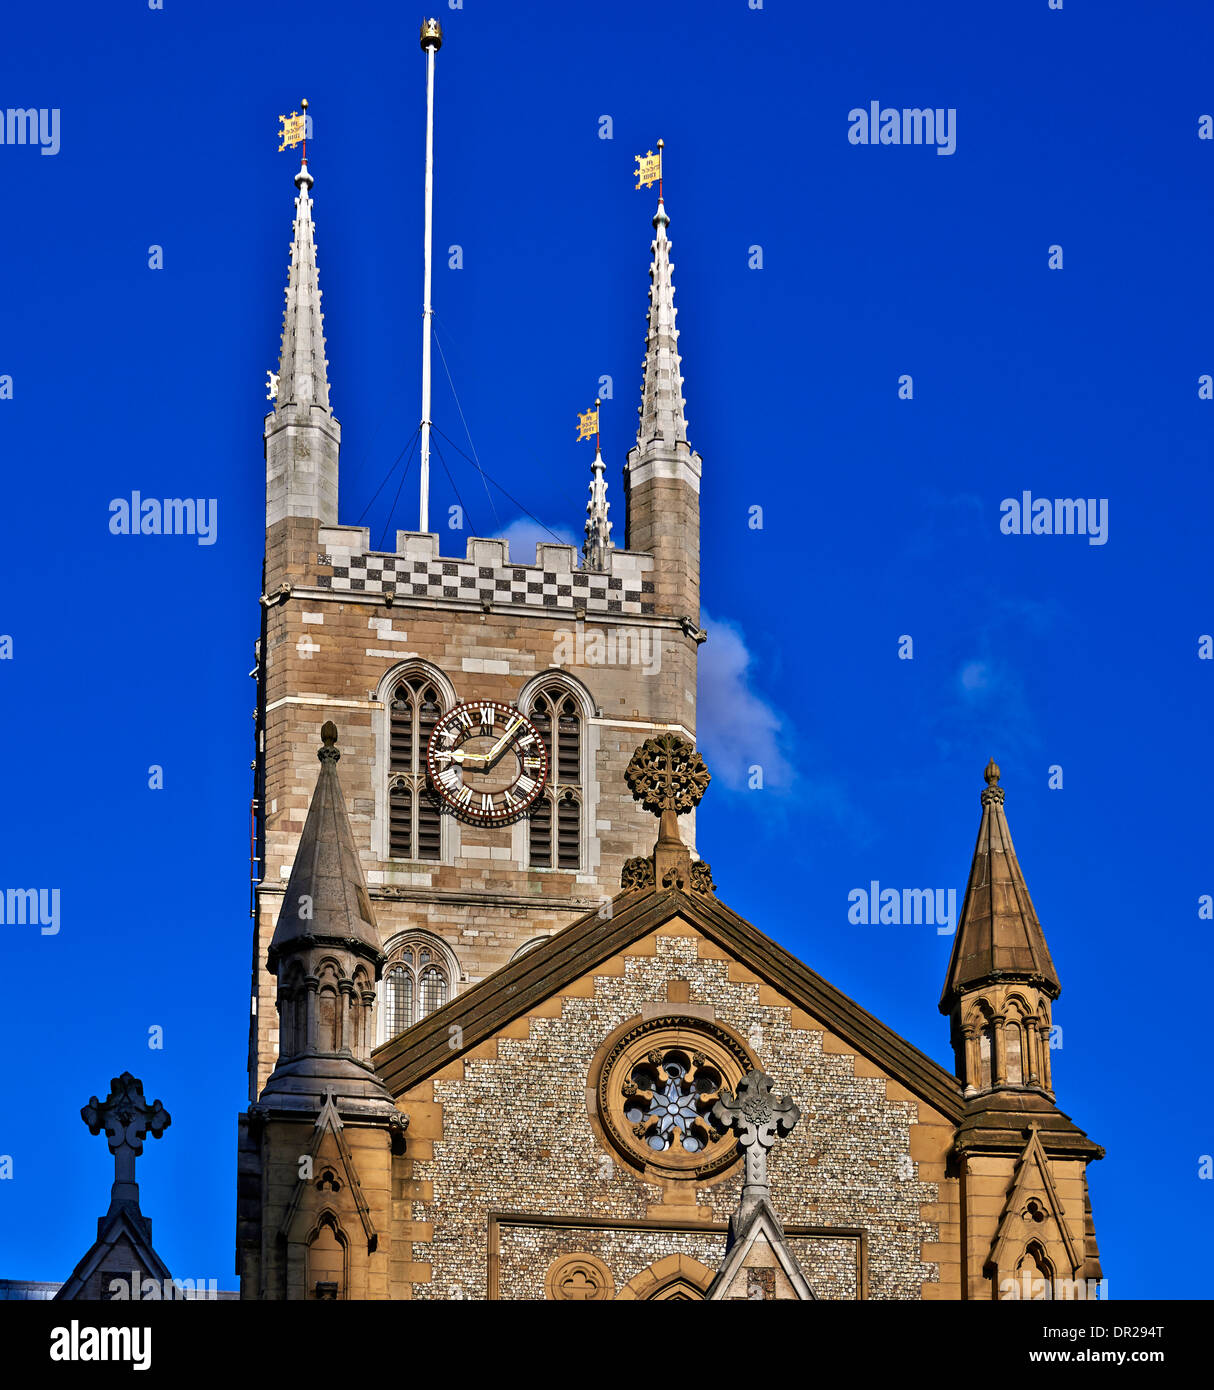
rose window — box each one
[623,1051,724,1155]
[593,1015,755,1181]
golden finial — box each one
[420,17,443,51]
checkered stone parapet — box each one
[317,551,653,616]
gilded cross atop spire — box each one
[81,1072,171,1217]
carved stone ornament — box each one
[620,853,715,895]
[689,860,716,894]
[620,856,656,891]
[81,1072,171,1216]
[624,732,710,816]
[710,1070,801,1210]
[545,1253,613,1301]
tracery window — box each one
[528,687,582,869]
[388,674,444,860]
[596,1016,754,1182]
[380,942,452,1042]
[623,1049,724,1155]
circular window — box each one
[594,1015,755,1181]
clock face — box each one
[425,700,548,826]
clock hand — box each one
[437,748,487,769]
[482,716,523,771]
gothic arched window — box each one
[379,940,455,1043]
[384,963,414,1036]
[388,674,445,861]
[527,687,582,870]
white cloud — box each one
[696,611,793,792]
[499,516,579,567]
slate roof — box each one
[940,761,1060,1012]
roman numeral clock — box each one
[426,701,549,825]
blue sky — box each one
[1,0,1211,1297]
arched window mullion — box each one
[527,684,583,871]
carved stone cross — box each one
[711,1070,800,1223]
[81,1072,171,1216]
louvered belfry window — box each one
[388,675,443,860]
[528,689,582,869]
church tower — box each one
[941,760,1104,1299]
[247,147,704,1101]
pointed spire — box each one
[940,760,1061,1013]
[275,158,331,413]
[635,196,689,453]
[583,440,613,569]
[268,722,380,970]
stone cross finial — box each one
[623,733,711,892]
[81,1072,170,1216]
[711,1070,800,1224]
[624,732,710,816]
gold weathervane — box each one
[577,399,600,443]
[634,139,663,191]
[278,98,309,153]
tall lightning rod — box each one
[418,18,443,533]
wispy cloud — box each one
[697,611,867,836]
[697,611,793,792]
[499,516,579,566]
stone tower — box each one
[940,760,1104,1300]
[247,154,705,1098]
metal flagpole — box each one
[419,18,443,533]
